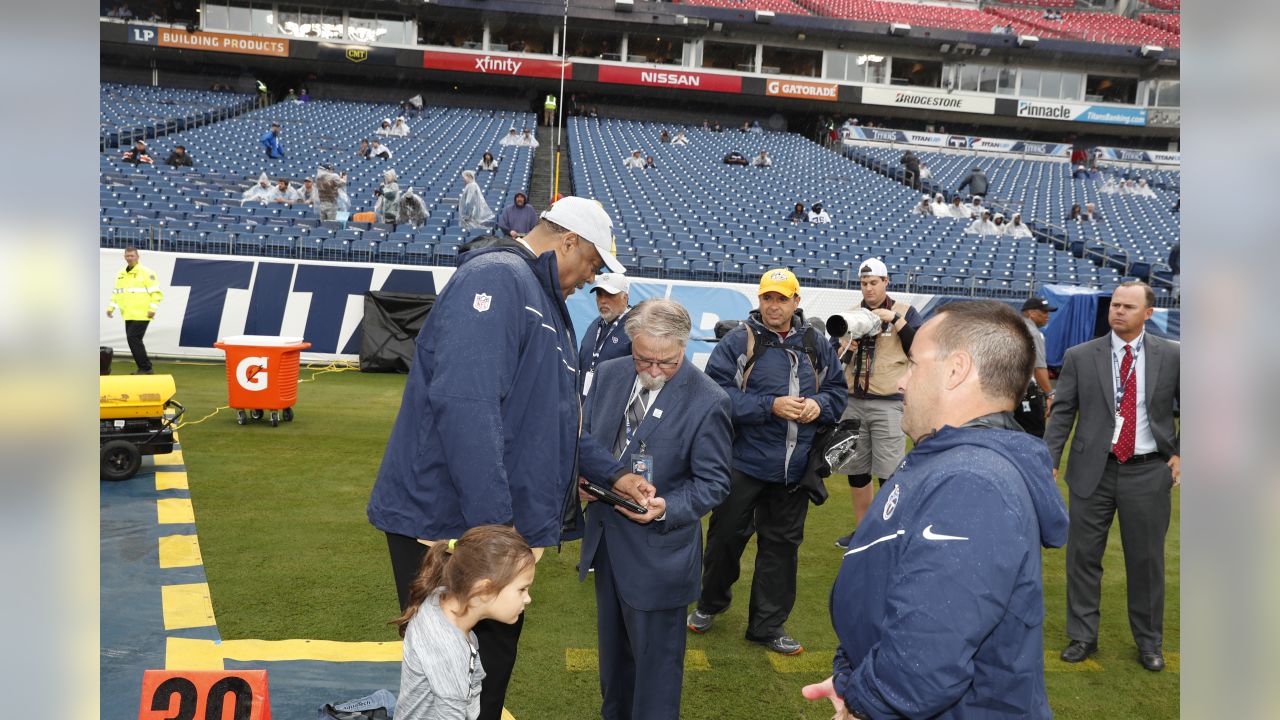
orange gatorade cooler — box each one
[213,335,312,427]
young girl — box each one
[393,525,536,720]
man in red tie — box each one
[1045,281,1181,672]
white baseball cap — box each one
[858,257,888,278]
[541,196,625,274]
[591,273,630,295]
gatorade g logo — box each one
[236,356,269,391]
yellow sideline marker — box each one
[152,449,185,465]
[1044,652,1102,672]
[161,583,216,630]
[155,471,189,490]
[166,637,405,670]
[158,534,203,568]
[157,498,195,524]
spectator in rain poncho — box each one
[751,150,772,168]
[390,116,411,137]
[315,165,348,221]
[1119,179,1136,195]
[931,193,950,217]
[991,212,1007,234]
[910,195,933,217]
[808,202,831,224]
[1134,178,1157,198]
[375,169,401,226]
[458,169,495,230]
[969,196,985,217]
[623,150,646,169]
[949,196,973,219]
[749,120,764,134]
[672,130,689,146]
[499,128,521,146]
[374,118,395,137]
[1006,212,1033,239]
[398,187,427,228]
[267,178,303,206]
[497,192,539,239]
[370,139,392,160]
[964,209,998,236]
[1099,177,1120,195]
[240,173,274,205]
[520,129,540,148]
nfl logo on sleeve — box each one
[473,293,492,312]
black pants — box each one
[1066,456,1172,652]
[387,532,524,720]
[697,470,810,640]
[124,320,152,372]
[1014,383,1046,437]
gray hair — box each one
[624,299,692,347]
[461,169,476,183]
[930,300,1035,408]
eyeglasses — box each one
[633,355,681,370]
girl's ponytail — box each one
[392,541,452,637]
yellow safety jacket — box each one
[108,263,164,321]
[544,94,557,110]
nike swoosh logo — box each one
[922,525,969,541]
[844,530,906,556]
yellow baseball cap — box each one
[758,268,799,298]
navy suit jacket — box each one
[577,355,733,612]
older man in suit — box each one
[577,298,734,720]
[1045,280,1180,672]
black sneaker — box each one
[835,532,854,549]
[749,633,804,655]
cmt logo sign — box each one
[128,25,157,44]
[345,48,368,63]
[235,356,270,391]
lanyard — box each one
[592,319,618,359]
[1112,338,1141,411]
[620,385,651,456]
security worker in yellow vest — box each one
[543,93,557,127]
[107,246,164,375]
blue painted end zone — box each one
[223,659,401,716]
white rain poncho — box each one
[374,118,395,137]
[1006,213,1033,239]
[1100,177,1120,194]
[520,130,539,148]
[499,129,521,146]
[459,173,495,229]
[240,172,273,205]
[622,152,645,169]
[910,196,933,217]
[949,199,973,219]
[389,117,410,137]
[315,165,348,208]
[1134,179,1157,198]
[376,180,401,223]
[931,193,950,217]
[399,187,427,228]
[964,212,998,236]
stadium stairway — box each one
[527,126,556,210]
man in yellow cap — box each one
[106,246,164,375]
[690,268,847,655]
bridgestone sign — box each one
[861,86,995,115]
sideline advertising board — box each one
[765,78,839,102]
[596,65,743,94]
[843,127,1070,158]
[422,49,573,79]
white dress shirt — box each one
[1110,331,1156,454]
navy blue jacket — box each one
[260,130,284,158]
[576,310,633,398]
[367,244,581,548]
[703,311,847,483]
[576,356,733,611]
[829,420,1068,719]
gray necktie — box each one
[615,388,649,457]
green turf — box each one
[121,359,1179,718]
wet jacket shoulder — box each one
[367,245,580,548]
[830,424,1067,719]
[704,312,847,483]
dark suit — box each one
[578,356,733,720]
[1044,332,1179,652]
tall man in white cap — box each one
[833,258,923,548]
[369,196,627,720]
[578,273,633,399]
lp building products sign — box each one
[127,24,288,57]
[596,66,742,94]
[861,86,995,115]
[422,50,572,79]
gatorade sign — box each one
[235,356,269,391]
[766,79,838,102]
[139,669,271,720]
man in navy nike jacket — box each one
[804,301,1068,719]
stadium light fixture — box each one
[1016,34,1039,48]
[755,10,775,23]
[1141,44,1165,58]
[889,22,911,36]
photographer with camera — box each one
[832,259,922,549]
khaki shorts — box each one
[835,395,906,480]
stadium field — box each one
[122,358,1178,719]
